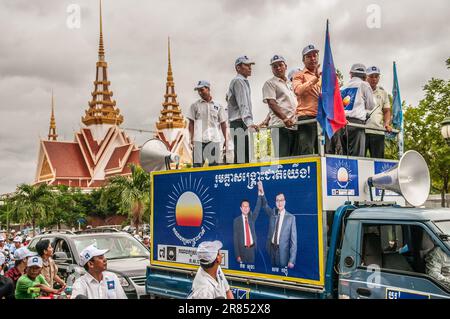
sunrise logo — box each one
[330,160,353,189]
[166,174,216,230]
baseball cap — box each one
[13,236,22,243]
[270,55,286,65]
[302,44,319,56]
[197,240,222,265]
[143,235,150,240]
[0,252,5,265]
[27,256,43,268]
[14,247,37,261]
[0,236,5,242]
[366,66,381,75]
[194,80,211,91]
[235,55,255,67]
[350,63,367,75]
[79,244,109,266]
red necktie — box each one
[245,216,251,247]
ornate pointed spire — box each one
[48,90,58,141]
[156,37,185,130]
[98,0,105,61]
[82,0,123,127]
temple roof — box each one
[82,0,123,127]
[156,38,186,130]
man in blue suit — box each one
[233,198,261,264]
[257,181,297,269]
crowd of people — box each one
[187,44,393,167]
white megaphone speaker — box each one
[139,138,180,172]
[367,150,430,207]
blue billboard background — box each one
[151,160,322,284]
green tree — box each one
[101,164,151,231]
[48,185,87,229]
[12,183,55,235]
[403,59,450,207]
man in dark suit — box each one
[233,198,261,264]
[257,181,297,268]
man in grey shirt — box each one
[227,56,258,164]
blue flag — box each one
[392,62,403,130]
[317,20,346,139]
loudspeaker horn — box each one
[367,150,430,207]
[139,138,180,172]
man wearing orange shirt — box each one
[292,45,321,155]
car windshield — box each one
[73,235,150,259]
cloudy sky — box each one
[0,0,449,194]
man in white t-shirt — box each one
[365,66,392,158]
[340,63,375,156]
[71,244,127,299]
[188,241,234,299]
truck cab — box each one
[335,206,450,299]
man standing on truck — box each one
[257,181,297,269]
[188,80,228,167]
[262,55,299,158]
[188,240,234,299]
[339,63,376,156]
[364,66,392,158]
[233,199,260,264]
[292,44,321,155]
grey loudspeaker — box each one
[139,138,180,172]
[368,150,430,207]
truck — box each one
[142,148,450,299]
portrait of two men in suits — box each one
[233,181,297,269]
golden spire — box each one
[156,37,185,130]
[48,90,58,141]
[99,0,105,61]
[82,0,123,126]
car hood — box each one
[106,257,149,277]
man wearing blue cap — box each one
[365,66,392,158]
[293,45,321,155]
[187,81,228,167]
[262,55,298,158]
[226,56,258,164]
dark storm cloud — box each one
[0,0,449,194]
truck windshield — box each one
[73,235,150,259]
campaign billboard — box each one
[151,158,324,287]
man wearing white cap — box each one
[15,256,62,299]
[5,246,36,286]
[71,244,127,299]
[10,236,22,256]
[365,66,392,158]
[292,45,321,155]
[187,80,228,167]
[188,240,234,299]
[262,55,298,158]
[143,235,150,249]
[340,63,376,156]
[227,56,258,164]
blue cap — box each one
[235,55,255,67]
[194,80,211,91]
[302,44,319,56]
[366,66,381,75]
[270,55,286,65]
